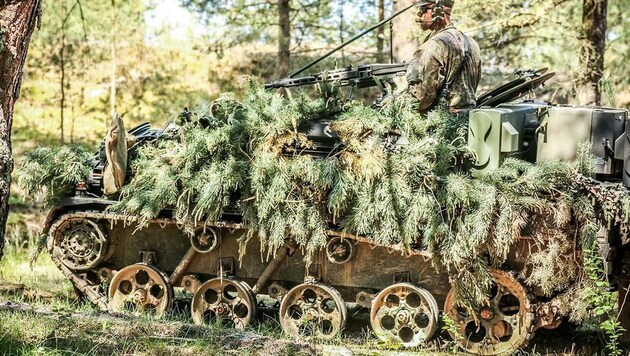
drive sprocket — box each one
[51,218,109,271]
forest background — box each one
[11,0,630,153]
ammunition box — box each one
[468,102,547,177]
[536,106,593,163]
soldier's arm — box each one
[406,43,445,112]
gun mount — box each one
[265,62,409,103]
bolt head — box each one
[480,308,494,320]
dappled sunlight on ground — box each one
[0,250,72,298]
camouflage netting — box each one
[17,145,94,205]
[18,79,630,315]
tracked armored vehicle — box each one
[37,6,630,355]
[40,66,630,355]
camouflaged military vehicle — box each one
[37,6,630,355]
[40,65,630,355]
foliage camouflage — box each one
[17,145,93,206]
[17,81,630,315]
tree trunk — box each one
[277,0,290,78]
[0,0,42,261]
[392,0,418,63]
[338,0,345,63]
[578,0,607,105]
[376,0,385,62]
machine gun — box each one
[262,3,418,154]
[264,62,409,102]
[265,62,412,157]
[264,1,416,103]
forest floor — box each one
[0,247,616,356]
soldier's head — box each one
[415,0,453,31]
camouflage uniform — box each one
[406,24,481,113]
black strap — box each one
[448,31,470,85]
[437,29,471,105]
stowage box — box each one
[536,106,627,176]
[468,103,547,177]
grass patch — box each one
[0,311,62,355]
[0,307,316,355]
[0,250,71,299]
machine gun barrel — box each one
[264,62,410,90]
[288,2,417,79]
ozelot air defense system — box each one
[469,68,630,183]
[36,5,630,356]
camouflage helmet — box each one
[416,0,454,8]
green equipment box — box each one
[468,103,548,177]
[536,106,627,176]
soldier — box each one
[406,0,481,114]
